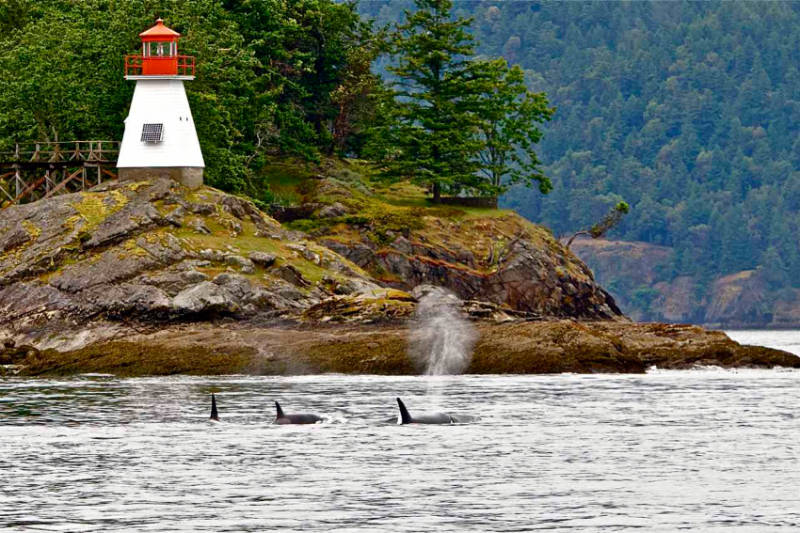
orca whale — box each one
[396,397,460,424]
[274,401,322,425]
[210,393,219,421]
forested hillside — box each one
[361,1,800,323]
[1,0,797,324]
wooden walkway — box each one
[0,141,119,208]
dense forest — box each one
[362,1,800,318]
[1,0,798,321]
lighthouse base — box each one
[118,167,204,189]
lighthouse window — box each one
[141,123,164,143]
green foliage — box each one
[360,0,800,302]
[226,0,383,159]
[0,2,130,146]
[372,0,554,201]
[0,0,385,200]
[371,0,483,201]
[470,59,554,195]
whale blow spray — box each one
[409,286,477,375]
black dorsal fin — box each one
[275,401,285,419]
[396,397,412,424]
[210,393,219,421]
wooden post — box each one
[13,143,20,200]
[14,165,21,199]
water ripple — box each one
[1,369,799,531]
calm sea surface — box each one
[1,331,799,532]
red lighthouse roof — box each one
[139,18,180,39]
[125,18,194,78]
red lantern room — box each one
[124,18,195,78]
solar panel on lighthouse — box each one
[141,123,164,143]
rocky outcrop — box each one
[1,164,795,376]
[571,237,800,327]
[0,178,382,340]
[292,174,623,319]
[324,236,621,318]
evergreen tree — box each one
[375,0,483,202]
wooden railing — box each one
[0,141,119,208]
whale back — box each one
[279,413,322,424]
[396,397,455,424]
[274,401,321,424]
[411,413,453,424]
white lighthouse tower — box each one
[117,19,204,188]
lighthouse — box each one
[117,19,204,188]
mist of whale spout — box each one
[409,285,477,375]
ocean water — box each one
[1,364,799,531]
[725,329,800,356]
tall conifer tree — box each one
[378,0,482,202]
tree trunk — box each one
[565,230,591,248]
[432,182,441,203]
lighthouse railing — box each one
[124,55,144,76]
[177,55,195,76]
[124,54,195,77]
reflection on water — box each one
[1,370,799,531]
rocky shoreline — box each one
[2,319,797,377]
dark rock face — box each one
[321,224,622,320]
